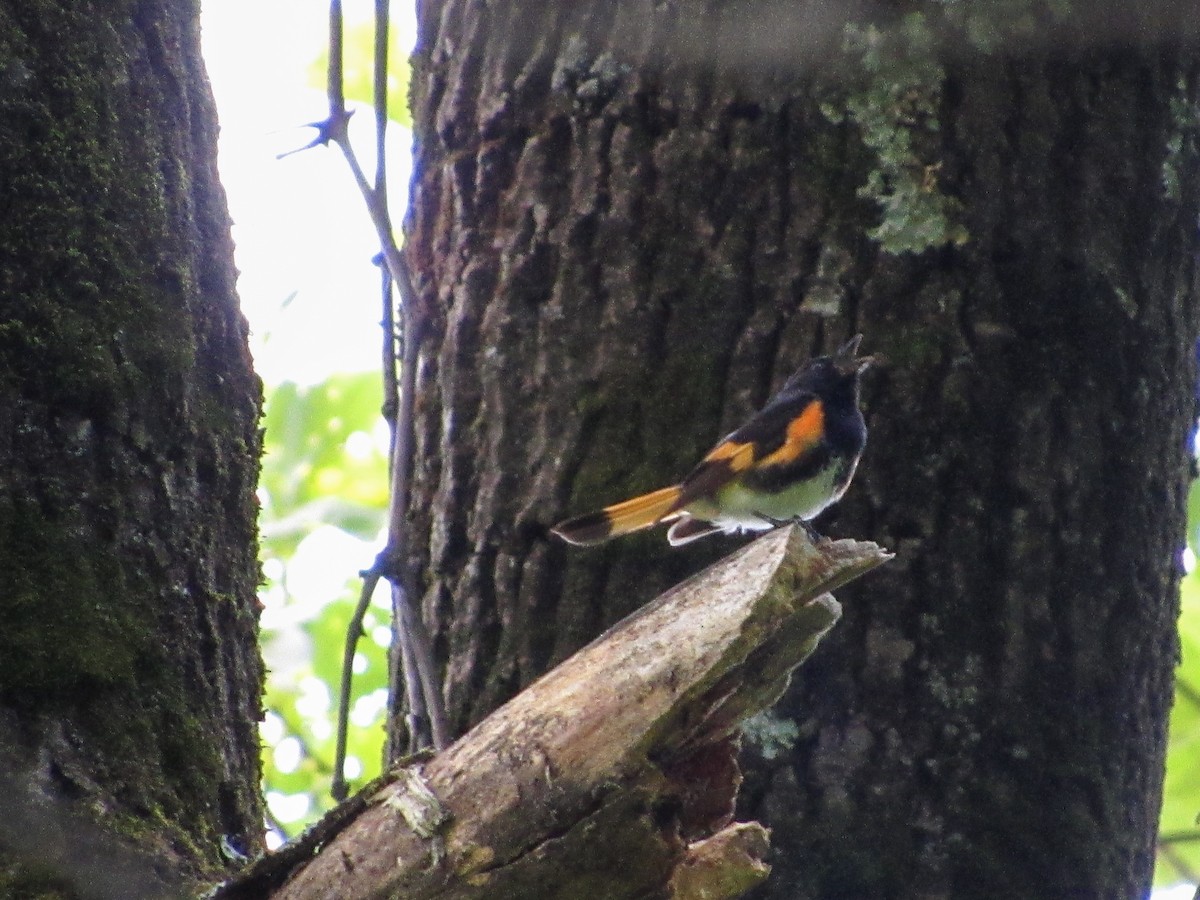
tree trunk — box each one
[404,1,1198,897]
[739,32,1200,900]
[0,1,263,895]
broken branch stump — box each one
[221,526,891,900]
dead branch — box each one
[219,527,890,900]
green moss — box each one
[0,498,231,873]
[0,861,75,900]
[0,494,228,821]
[742,710,801,760]
[640,350,724,475]
[880,307,959,371]
[1164,75,1199,202]
[821,3,1097,252]
[0,500,142,698]
[935,0,1076,51]
[0,5,198,421]
[111,794,214,869]
[827,12,969,255]
[0,4,259,882]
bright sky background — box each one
[201,0,415,386]
[200,0,414,841]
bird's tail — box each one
[551,486,682,546]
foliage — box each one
[1157,479,1200,888]
[258,373,391,841]
[252,1,411,847]
[307,18,412,128]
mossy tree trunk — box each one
[404,1,1199,897]
[0,1,263,896]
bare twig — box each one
[384,312,450,752]
[326,0,343,109]
[1158,830,1200,892]
[332,570,380,801]
[315,0,449,800]
[373,0,389,203]
[1161,842,1199,886]
[1175,675,1200,711]
[1162,832,1200,844]
[1158,839,1200,889]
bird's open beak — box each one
[835,333,875,374]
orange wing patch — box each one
[702,439,756,473]
[674,439,757,508]
[758,399,825,467]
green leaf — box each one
[258,373,392,838]
[1187,478,1200,556]
[307,19,412,127]
[1158,559,1200,885]
[260,372,388,552]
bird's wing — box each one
[673,392,826,508]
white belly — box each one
[684,462,852,534]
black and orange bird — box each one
[552,335,874,546]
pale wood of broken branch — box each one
[218,526,890,900]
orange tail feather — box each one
[552,486,682,546]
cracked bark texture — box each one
[252,531,884,900]
[404,1,1199,897]
[0,1,263,895]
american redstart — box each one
[552,334,873,546]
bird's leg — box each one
[755,514,826,545]
[760,514,824,543]
[795,517,824,544]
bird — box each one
[552,334,873,547]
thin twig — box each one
[375,0,397,429]
[1176,675,1200,711]
[365,0,432,758]
[332,570,379,801]
[391,318,450,751]
[396,597,427,744]
[373,0,389,203]
[385,306,450,752]
[1160,839,1200,887]
[318,0,450,798]
[327,0,344,111]
[380,265,400,421]
[1157,829,1200,895]
[1161,832,1200,845]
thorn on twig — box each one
[275,108,356,160]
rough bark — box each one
[217,529,890,900]
[745,40,1200,900]
[0,1,262,895]
[404,1,1199,897]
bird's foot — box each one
[796,517,826,544]
[758,515,824,544]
